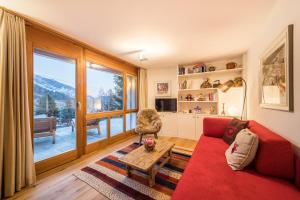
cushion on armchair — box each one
[136,125,159,134]
[135,109,162,135]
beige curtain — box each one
[138,68,148,109]
[0,9,36,198]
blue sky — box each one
[34,52,115,97]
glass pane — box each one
[110,115,124,136]
[86,62,123,113]
[127,75,137,110]
[86,118,108,144]
[126,112,137,131]
[33,49,76,162]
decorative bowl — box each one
[226,62,237,69]
[144,138,156,152]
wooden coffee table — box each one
[119,140,175,187]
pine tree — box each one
[107,89,115,110]
[35,95,59,117]
[36,96,47,115]
[112,75,123,110]
[59,99,75,125]
[47,95,59,117]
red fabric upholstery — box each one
[172,118,300,200]
[247,120,294,179]
[296,156,300,189]
[203,117,231,138]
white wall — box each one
[147,67,178,108]
[246,0,300,148]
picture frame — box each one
[155,81,171,97]
[259,24,293,111]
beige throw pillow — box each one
[225,128,259,170]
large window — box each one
[126,112,137,131]
[86,62,123,113]
[110,115,124,136]
[127,75,137,110]
[86,117,108,144]
[85,60,137,142]
[33,49,76,162]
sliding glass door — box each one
[33,49,77,162]
[26,26,84,174]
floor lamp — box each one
[219,78,247,120]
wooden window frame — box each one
[83,50,138,153]
[26,25,85,174]
[25,23,139,172]
[126,73,138,112]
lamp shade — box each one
[219,80,235,93]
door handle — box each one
[76,101,81,110]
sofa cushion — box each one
[172,135,300,200]
[203,117,231,138]
[248,120,294,179]
[223,118,248,144]
[225,129,259,170]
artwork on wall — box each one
[260,24,293,111]
[155,81,171,97]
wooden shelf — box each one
[178,88,217,92]
[178,100,217,103]
[178,68,243,78]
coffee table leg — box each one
[148,168,155,187]
[168,149,172,163]
[126,165,132,177]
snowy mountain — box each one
[34,75,76,101]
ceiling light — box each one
[139,53,148,61]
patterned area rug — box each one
[74,142,191,200]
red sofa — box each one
[172,118,300,200]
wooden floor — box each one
[10,136,197,200]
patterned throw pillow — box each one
[225,128,259,170]
[223,118,248,144]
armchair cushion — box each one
[135,109,162,135]
[136,125,159,134]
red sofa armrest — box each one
[248,121,295,179]
[203,117,231,138]
[295,156,300,189]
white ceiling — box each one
[0,0,276,68]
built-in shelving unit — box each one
[178,100,218,103]
[177,68,243,78]
[177,55,245,115]
[178,88,217,92]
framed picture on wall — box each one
[155,81,171,97]
[259,24,293,111]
